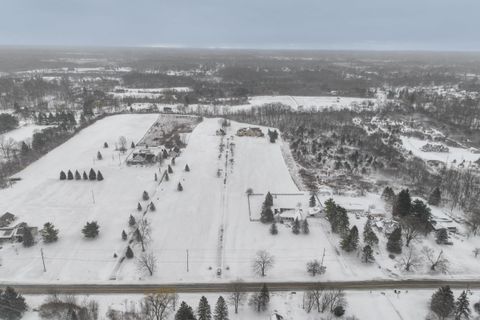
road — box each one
[2,280,480,295]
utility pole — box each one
[40,248,46,272]
[186,249,189,272]
[91,190,95,204]
[320,248,326,270]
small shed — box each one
[0,212,15,227]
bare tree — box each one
[306,260,326,277]
[228,280,247,314]
[252,250,274,277]
[303,284,324,313]
[137,252,157,276]
[0,136,16,162]
[401,216,421,247]
[422,247,449,273]
[118,136,127,153]
[136,219,151,252]
[397,247,422,272]
[141,293,178,320]
[320,289,346,313]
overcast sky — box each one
[0,0,478,51]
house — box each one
[0,212,15,227]
[0,223,38,244]
[276,208,305,223]
[127,149,159,165]
[236,127,264,137]
[163,106,173,113]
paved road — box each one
[1,280,479,295]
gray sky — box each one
[1,0,479,50]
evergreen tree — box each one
[393,189,411,217]
[428,187,442,206]
[131,142,135,149]
[137,202,143,211]
[455,290,471,320]
[60,170,66,180]
[213,296,228,320]
[387,227,403,254]
[175,301,196,320]
[143,190,150,201]
[125,246,134,259]
[197,296,212,320]
[83,171,88,180]
[362,245,375,263]
[341,226,359,252]
[82,221,99,238]
[431,286,455,320]
[325,200,350,234]
[260,207,274,223]
[292,219,300,235]
[270,223,278,235]
[436,228,449,245]
[150,202,156,211]
[41,222,59,243]
[20,141,30,157]
[75,170,81,180]
[363,220,379,247]
[129,215,136,226]
[67,170,74,180]
[97,171,104,181]
[154,173,158,181]
[88,168,96,180]
[122,230,127,240]
[264,192,273,207]
[165,172,170,181]
[168,165,173,174]
[185,164,190,172]
[178,182,183,191]
[22,226,34,247]
[97,151,102,160]
[0,286,28,320]
[171,157,176,165]
[381,186,396,205]
[302,219,310,234]
[309,194,316,207]
[103,142,109,148]
[411,199,433,234]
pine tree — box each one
[143,190,150,201]
[292,219,301,235]
[381,186,396,205]
[260,207,274,223]
[168,165,173,174]
[154,173,158,181]
[137,202,143,211]
[83,171,88,180]
[171,157,176,165]
[197,296,212,320]
[75,170,81,180]
[97,171,104,181]
[103,142,109,148]
[428,187,442,206]
[82,221,99,238]
[185,164,190,172]
[455,290,471,320]
[431,286,455,320]
[302,219,310,234]
[67,170,74,180]
[125,246,134,259]
[41,222,59,243]
[0,286,28,320]
[341,226,359,252]
[362,245,375,263]
[175,301,196,320]
[22,226,34,247]
[129,215,136,226]
[213,296,228,320]
[131,142,135,149]
[387,227,403,254]
[60,170,66,180]
[122,230,127,240]
[309,194,316,207]
[178,182,183,191]
[88,168,96,180]
[270,222,278,235]
[363,220,379,247]
[165,172,170,181]
[264,192,273,207]
[393,189,411,217]
[20,141,30,157]
[97,151,103,160]
[150,202,156,211]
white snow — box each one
[0,124,52,143]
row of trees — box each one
[429,286,476,320]
[59,169,104,181]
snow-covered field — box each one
[20,289,480,320]
[401,136,480,166]
[109,87,192,99]
[0,124,52,142]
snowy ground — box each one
[0,124,52,143]
[109,87,192,99]
[400,136,480,167]
[1,114,480,284]
[20,289,480,320]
